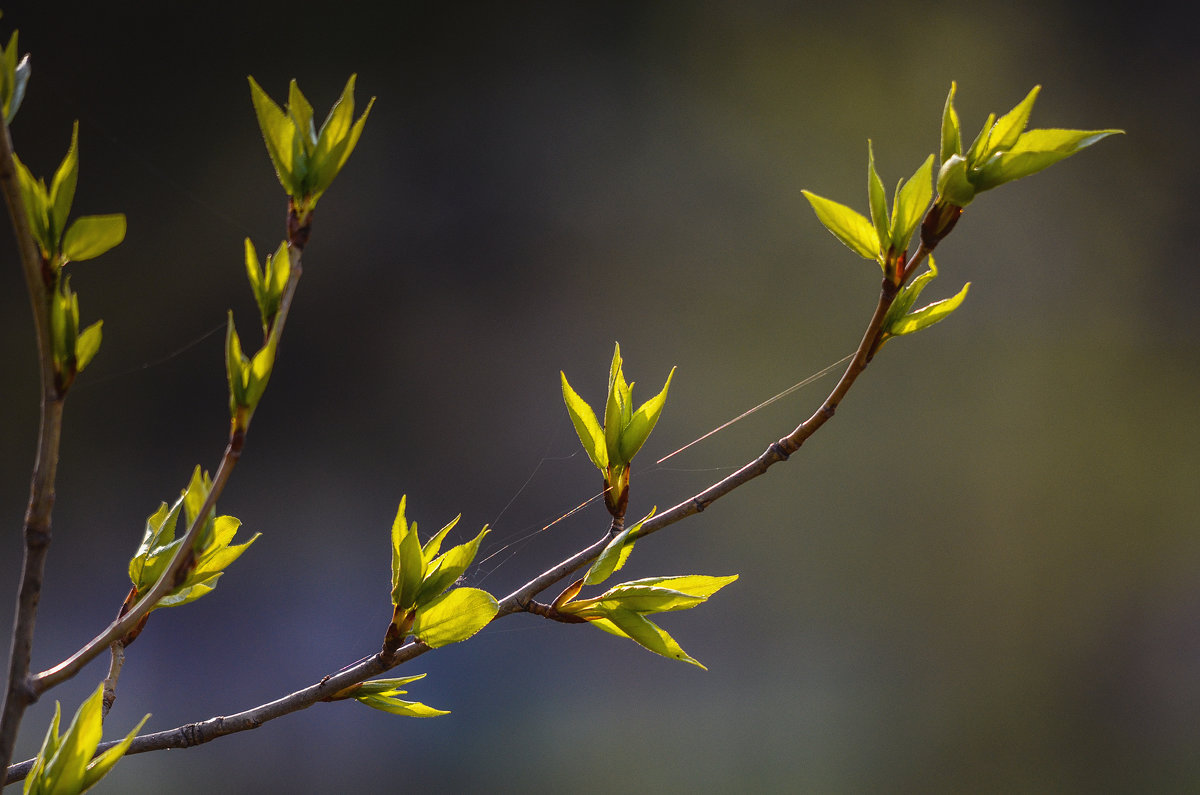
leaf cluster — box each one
[561,343,674,515]
[877,256,971,347]
[803,144,933,276]
[337,674,449,718]
[127,466,259,612]
[552,511,738,668]
[389,496,498,649]
[936,82,1122,207]
[248,75,373,218]
[21,685,147,795]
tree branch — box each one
[6,235,945,785]
[0,115,69,774]
[30,239,306,697]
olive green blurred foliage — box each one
[0,1,1195,792]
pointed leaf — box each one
[74,320,102,373]
[590,608,705,668]
[971,128,1123,192]
[801,190,880,261]
[561,371,607,471]
[286,79,316,149]
[940,81,962,164]
[964,112,996,165]
[888,281,971,337]
[888,155,934,253]
[412,587,498,647]
[61,214,126,262]
[610,574,739,602]
[987,85,1040,156]
[356,694,449,718]
[866,141,891,258]
[416,526,490,605]
[584,509,654,586]
[49,122,79,244]
[248,76,299,195]
[618,366,674,463]
[40,683,104,795]
[80,713,150,791]
[421,513,461,561]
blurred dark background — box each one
[1,1,1196,792]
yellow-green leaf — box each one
[412,587,497,647]
[61,214,126,262]
[802,190,880,261]
[561,371,607,471]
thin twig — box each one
[0,116,69,773]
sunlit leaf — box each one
[867,141,891,258]
[416,526,489,605]
[74,320,102,372]
[61,214,126,262]
[987,85,1040,156]
[49,122,79,244]
[589,608,705,668]
[583,508,654,586]
[412,587,498,647]
[801,190,880,261]
[618,366,674,463]
[248,76,299,196]
[887,281,971,337]
[888,155,934,253]
[971,128,1124,191]
[561,371,607,471]
[940,81,962,164]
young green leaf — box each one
[2,28,32,123]
[561,371,608,471]
[352,674,449,717]
[411,586,498,647]
[390,497,426,609]
[421,513,462,561]
[23,684,149,795]
[49,122,80,244]
[618,367,675,463]
[970,127,1124,192]
[940,81,962,165]
[416,526,490,606]
[887,281,971,337]
[588,608,705,668]
[867,141,891,258]
[74,320,102,373]
[61,213,126,262]
[802,190,880,261]
[584,508,655,586]
[987,85,1040,157]
[888,155,934,254]
[248,76,300,196]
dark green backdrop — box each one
[1,1,1196,791]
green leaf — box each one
[38,684,103,795]
[80,713,150,791]
[416,526,490,605]
[25,701,60,795]
[390,497,426,609]
[888,280,971,337]
[11,153,50,255]
[74,320,102,373]
[356,694,450,718]
[583,508,654,586]
[286,79,316,150]
[888,155,934,253]
[225,313,246,412]
[618,365,674,463]
[353,674,428,696]
[61,214,126,262]
[613,574,739,602]
[940,82,962,164]
[49,122,80,245]
[589,608,705,669]
[866,141,891,258]
[604,343,631,465]
[560,371,607,471]
[987,85,1040,156]
[421,513,461,561]
[248,76,299,196]
[970,128,1124,192]
[964,112,996,165]
[412,587,498,647]
[801,190,880,261]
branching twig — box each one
[30,237,306,698]
[5,231,945,786]
[0,117,70,774]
